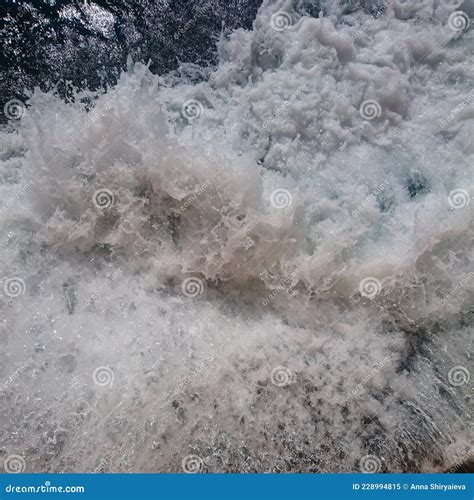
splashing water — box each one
[0,0,473,472]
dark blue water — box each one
[0,0,390,115]
[0,0,262,116]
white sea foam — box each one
[0,0,472,472]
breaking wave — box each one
[0,0,472,473]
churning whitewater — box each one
[0,0,472,473]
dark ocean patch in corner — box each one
[0,0,262,111]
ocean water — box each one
[0,0,472,473]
